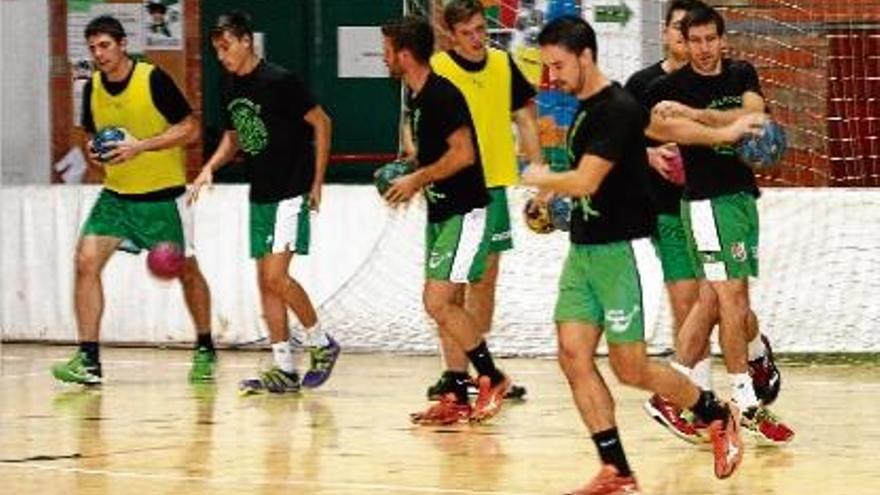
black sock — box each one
[465,340,504,385]
[196,333,215,352]
[592,428,631,477]
[79,341,100,364]
[443,370,471,404]
[691,390,729,424]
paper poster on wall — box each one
[143,0,184,50]
[68,0,145,64]
[338,26,387,78]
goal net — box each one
[315,1,880,355]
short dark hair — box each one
[211,11,253,41]
[664,0,701,27]
[84,15,126,41]
[146,2,167,15]
[381,16,434,65]
[537,15,598,62]
[443,0,484,31]
[681,2,725,39]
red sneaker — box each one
[748,334,782,405]
[470,374,511,423]
[567,465,640,495]
[643,394,704,444]
[741,406,795,445]
[707,402,744,479]
[409,393,471,425]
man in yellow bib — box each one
[424,0,543,402]
[51,16,215,385]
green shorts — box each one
[81,188,191,255]
[681,192,759,281]
[250,195,311,259]
[554,238,663,344]
[425,208,491,283]
[653,213,697,282]
[486,187,513,253]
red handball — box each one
[147,242,185,280]
[667,148,686,186]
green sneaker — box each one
[189,347,217,383]
[51,351,102,385]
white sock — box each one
[692,358,713,391]
[747,334,767,361]
[670,361,694,384]
[271,340,296,374]
[305,322,330,348]
[730,373,759,410]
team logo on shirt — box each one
[228,98,269,155]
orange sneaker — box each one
[470,374,511,423]
[707,402,744,479]
[409,393,471,425]
[567,465,640,495]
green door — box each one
[201,1,403,183]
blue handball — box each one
[91,127,130,162]
[374,160,415,196]
[737,120,787,169]
[549,196,572,232]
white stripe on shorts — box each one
[688,199,728,281]
[631,237,664,342]
[175,195,196,257]
[272,196,304,254]
[449,207,488,283]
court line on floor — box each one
[0,462,540,495]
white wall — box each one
[0,0,51,185]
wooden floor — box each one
[1,344,878,495]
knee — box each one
[557,339,589,380]
[75,249,102,278]
[258,272,286,296]
[178,257,201,284]
[423,292,452,323]
[610,354,648,388]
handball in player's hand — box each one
[90,126,132,163]
[737,120,787,169]
[548,196,571,232]
[523,197,555,234]
[147,242,185,280]
[374,160,415,197]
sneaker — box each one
[427,374,528,401]
[470,374,511,423]
[188,347,217,383]
[748,334,781,405]
[643,394,704,444]
[741,406,795,445]
[410,393,472,425]
[51,351,102,385]
[426,373,459,400]
[567,464,640,495]
[239,367,301,395]
[301,335,341,389]
[706,402,744,479]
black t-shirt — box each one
[567,83,656,245]
[624,61,683,215]
[222,60,317,203]
[445,50,537,111]
[81,62,192,133]
[409,73,489,223]
[647,59,762,200]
